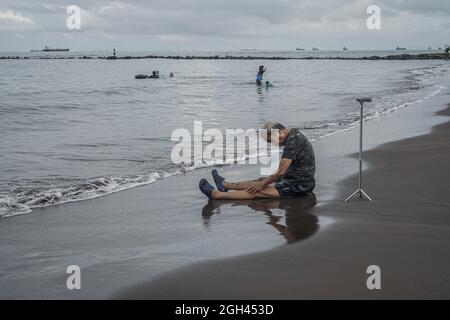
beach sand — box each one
[116,105,450,299]
[1,93,449,299]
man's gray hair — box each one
[262,122,286,131]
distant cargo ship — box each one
[31,46,69,52]
[396,46,406,51]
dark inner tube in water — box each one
[135,74,160,79]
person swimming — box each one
[148,70,160,78]
[256,65,266,84]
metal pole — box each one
[345,98,373,202]
[359,102,363,195]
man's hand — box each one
[246,158,292,195]
[247,182,265,194]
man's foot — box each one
[212,169,227,192]
[199,178,216,200]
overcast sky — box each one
[1,0,449,51]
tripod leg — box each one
[360,189,373,201]
[345,189,360,202]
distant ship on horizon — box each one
[396,46,406,51]
[31,46,70,52]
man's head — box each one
[261,122,289,146]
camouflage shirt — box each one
[281,128,316,192]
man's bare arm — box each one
[247,158,292,194]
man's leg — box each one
[223,177,266,190]
[212,169,270,191]
[213,185,280,200]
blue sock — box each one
[199,178,215,200]
[212,169,227,192]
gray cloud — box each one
[0,0,449,51]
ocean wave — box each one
[1,63,449,219]
[0,147,283,218]
[316,83,446,140]
[0,174,163,218]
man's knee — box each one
[259,186,281,199]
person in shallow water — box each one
[256,65,266,84]
[148,70,160,78]
[199,122,316,200]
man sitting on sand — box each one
[199,122,316,200]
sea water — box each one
[1,50,449,217]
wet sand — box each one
[116,106,450,299]
[1,93,449,299]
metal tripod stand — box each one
[345,98,373,202]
